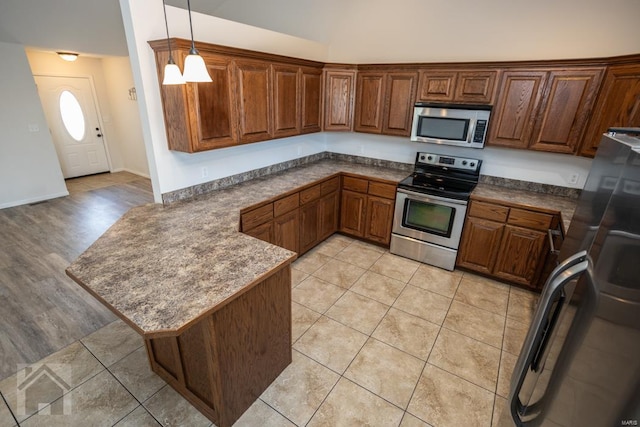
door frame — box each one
[33,73,114,175]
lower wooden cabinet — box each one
[274,209,299,253]
[364,196,395,244]
[340,190,367,237]
[457,199,561,289]
[339,176,396,245]
[299,199,320,254]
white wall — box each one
[120,0,620,202]
[119,0,329,202]
[102,57,150,177]
[326,133,592,188]
[0,42,68,209]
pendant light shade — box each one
[161,0,185,85]
[183,52,212,82]
[183,0,212,83]
[163,60,185,85]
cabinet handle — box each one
[547,229,560,255]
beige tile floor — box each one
[0,235,538,427]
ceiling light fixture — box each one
[182,0,212,83]
[57,52,79,62]
[161,0,185,85]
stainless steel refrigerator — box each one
[503,129,640,427]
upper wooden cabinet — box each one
[149,39,323,153]
[488,70,547,149]
[301,67,323,134]
[323,68,357,131]
[354,72,386,133]
[236,60,273,143]
[417,69,497,104]
[354,71,418,136]
[581,64,640,157]
[530,69,604,154]
[489,67,604,154]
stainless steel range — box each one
[390,152,481,271]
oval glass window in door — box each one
[59,90,86,141]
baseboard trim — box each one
[0,191,70,210]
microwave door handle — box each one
[508,251,589,427]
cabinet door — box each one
[339,190,367,237]
[299,200,319,254]
[301,67,323,134]
[488,70,547,149]
[417,71,457,102]
[274,209,299,253]
[323,70,356,131]
[272,65,300,138]
[235,60,272,143]
[244,221,274,244]
[493,225,547,287]
[529,68,604,154]
[382,72,418,136]
[318,192,339,241]
[456,217,504,275]
[454,71,497,104]
[354,72,386,133]
[364,195,394,245]
[581,64,640,157]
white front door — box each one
[34,76,110,178]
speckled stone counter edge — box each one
[162,152,580,204]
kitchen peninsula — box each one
[66,158,409,427]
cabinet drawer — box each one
[274,193,299,217]
[508,208,553,231]
[342,176,368,193]
[300,184,321,205]
[468,201,509,222]
[321,176,340,195]
[368,181,396,199]
[241,203,273,230]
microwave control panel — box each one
[473,120,488,143]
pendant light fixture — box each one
[161,0,185,85]
[182,0,212,82]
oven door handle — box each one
[396,188,468,206]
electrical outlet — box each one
[201,167,208,178]
[28,124,39,132]
[568,173,579,185]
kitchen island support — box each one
[144,265,291,427]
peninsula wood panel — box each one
[529,68,604,154]
[354,72,386,133]
[581,64,640,157]
[145,266,292,427]
[272,65,300,138]
[301,67,323,133]
[383,72,418,136]
[488,70,547,149]
[236,60,273,143]
[323,69,356,131]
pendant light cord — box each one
[162,0,175,63]
[187,0,198,54]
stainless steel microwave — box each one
[410,103,491,148]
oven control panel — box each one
[416,152,481,172]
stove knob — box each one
[420,155,426,161]
[462,160,468,166]
[427,155,433,161]
[470,162,476,167]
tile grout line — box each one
[0,391,19,427]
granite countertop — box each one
[66,159,410,336]
[472,183,577,232]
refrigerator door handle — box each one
[508,250,589,426]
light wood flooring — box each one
[0,172,153,381]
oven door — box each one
[392,188,468,249]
